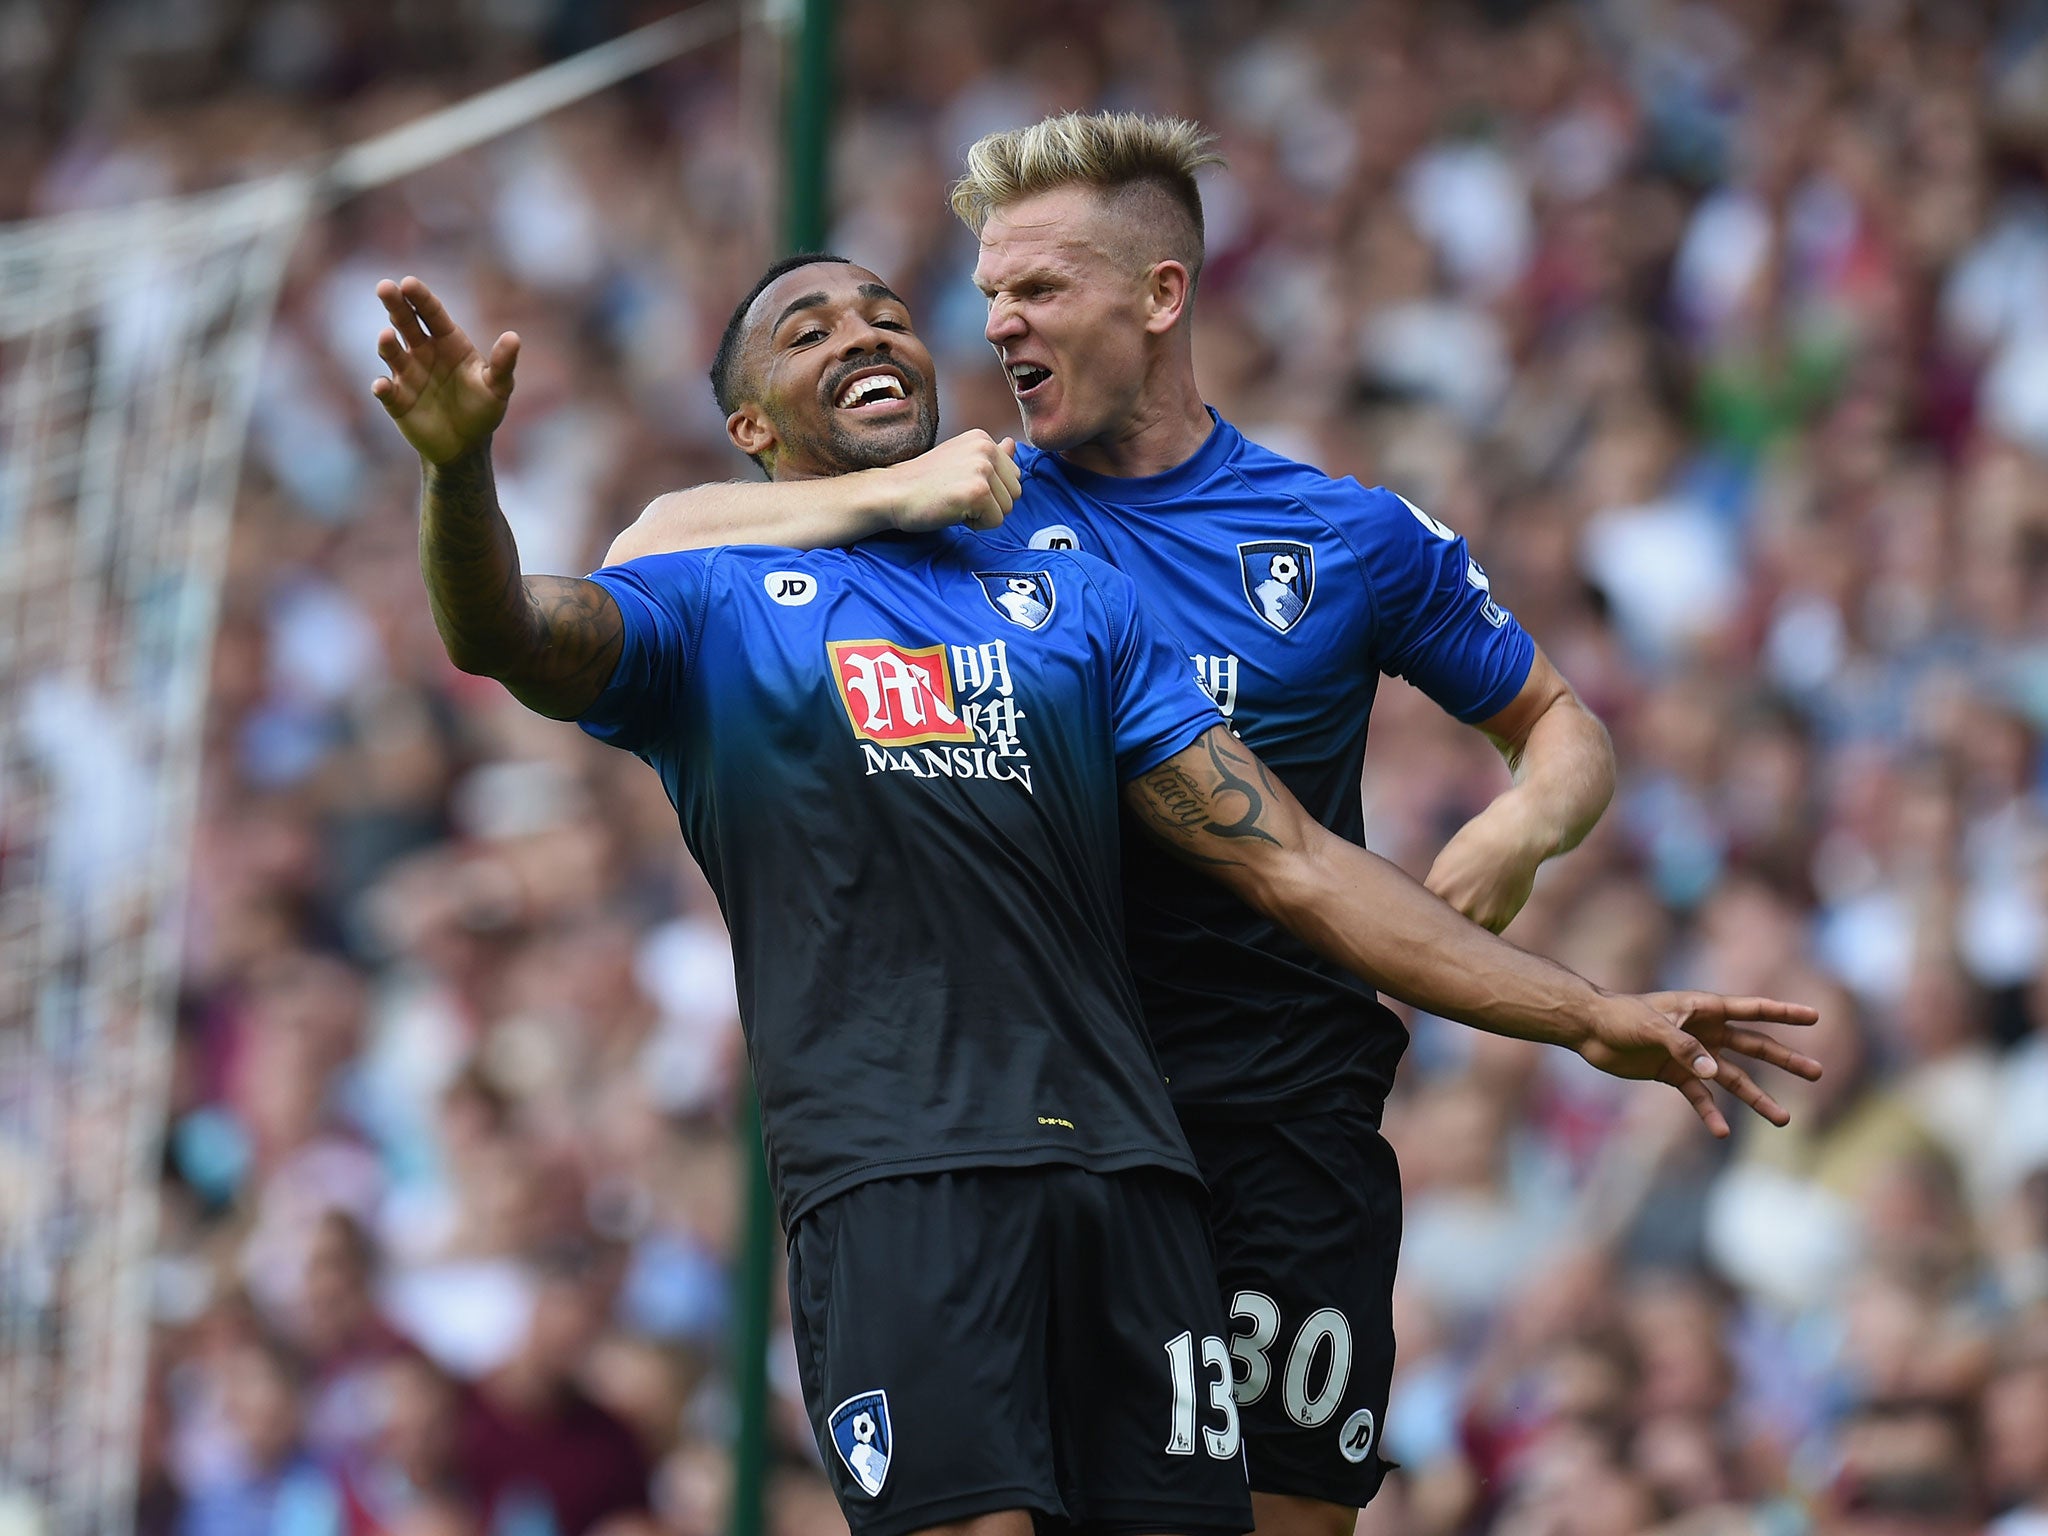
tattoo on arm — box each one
[1128,728,1285,868]
[1195,731,1283,846]
[419,450,520,667]
[512,576,625,717]
[419,449,623,719]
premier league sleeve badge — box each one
[828,1390,893,1496]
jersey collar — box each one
[1038,409,1236,507]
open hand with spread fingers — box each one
[1576,990,1823,1138]
[370,275,520,465]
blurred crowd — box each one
[11,0,2048,1532]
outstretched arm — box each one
[370,276,621,721]
[1125,727,1819,1137]
[1425,648,1615,931]
[604,430,1024,563]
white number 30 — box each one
[1165,1332,1241,1458]
[1227,1292,1354,1428]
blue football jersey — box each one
[987,414,1536,1113]
[576,528,1222,1224]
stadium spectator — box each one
[452,1248,650,1535]
[176,1336,346,1536]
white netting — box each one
[0,172,312,1536]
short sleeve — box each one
[1355,487,1534,723]
[575,555,710,753]
[1097,563,1225,781]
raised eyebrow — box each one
[857,282,908,308]
[769,291,832,334]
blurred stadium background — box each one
[7,1,2048,1534]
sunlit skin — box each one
[974,185,1212,478]
[728,261,941,478]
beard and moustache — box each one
[769,353,941,473]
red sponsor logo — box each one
[828,639,975,746]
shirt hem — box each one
[1451,633,1536,725]
[1121,714,1223,783]
[782,1142,1202,1228]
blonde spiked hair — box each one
[950,112,1225,279]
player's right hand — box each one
[370,276,519,466]
[882,429,1023,533]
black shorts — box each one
[1183,1107,1401,1509]
[786,1164,1252,1536]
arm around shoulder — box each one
[599,430,1026,564]
[603,475,900,564]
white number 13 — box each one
[1165,1331,1240,1458]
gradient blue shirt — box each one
[577,528,1221,1224]
[987,414,1535,1114]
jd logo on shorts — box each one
[1238,540,1315,633]
[1339,1408,1375,1464]
[829,1391,893,1496]
[973,571,1055,630]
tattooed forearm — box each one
[420,448,522,670]
[418,446,622,720]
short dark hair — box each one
[709,252,853,416]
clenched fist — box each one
[879,429,1024,532]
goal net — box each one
[0,10,739,1533]
[0,174,313,1536]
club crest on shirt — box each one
[1238,539,1316,633]
[828,1390,892,1496]
[973,570,1056,630]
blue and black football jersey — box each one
[577,528,1222,1226]
[988,414,1536,1114]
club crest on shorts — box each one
[1238,540,1315,633]
[973,571,1055,630]
[828,1391,892,1496]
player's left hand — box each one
[1576,991,1822,1138]
[1424,815,1541,933]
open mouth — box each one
[1008,362,1053,399]
[832,366,912,414]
